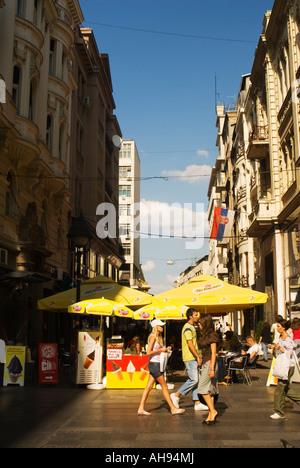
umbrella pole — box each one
[87,315,105,390]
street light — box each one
[67,216,91,302]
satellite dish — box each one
[112,135,122,148]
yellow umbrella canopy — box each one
[68,299,134,318]
[153,275,269,314]
[133,302,188,321]
[37,275,152,311]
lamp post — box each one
[67,216,91,302]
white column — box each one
[274,228,286,318]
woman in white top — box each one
[268,320,300,419]
[137,319,185,416]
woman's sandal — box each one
[172,408,185,415]
[137,410,151,416]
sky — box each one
[79,0,274,295]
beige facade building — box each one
[71,26,123,282]
[0,1,123,347]
[208,0,300,334]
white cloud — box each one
[161,164,212,183]
[141,260,155,272]
[197,149,210,158]
[139,199,209,249]
[166,274,178,284]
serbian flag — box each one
[210,207,235,241]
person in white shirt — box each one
[241,336,259,364]
[268,320,300,419]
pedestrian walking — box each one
[170,308,208,411]
[258,322,273,361]
[137,319,185,416]
[197,314,220,425]
[268,320,300,420]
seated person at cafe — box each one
[241,336,259,364]
[218,331,241,385]
[225,336,259,382]
[222,331,242,353]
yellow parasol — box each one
[133,302,188,321]
[153,275,269,314]
[68,298,133,317]
[37,275,152,311]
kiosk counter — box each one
[106,337,150,389]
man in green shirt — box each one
[171,309,208,410]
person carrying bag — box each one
[268,319,300,419]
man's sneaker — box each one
[194,402,209,411]
[170,393,180,408]
[270,413,285,420]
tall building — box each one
[208,0,300,335]
[70,26,123,282]
[0,0,84,346]
[0,1,123,349]
[118,140,148,291]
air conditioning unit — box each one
[0,248,8,266]
[84,96,90,107]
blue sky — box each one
[79,0,274,294]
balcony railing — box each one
[236,185,246,202]
[247,199,277,237]
[247,125,269,159]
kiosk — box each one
[106,336,150,389]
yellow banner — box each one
[266,357,278,387]
[3,346,26,386]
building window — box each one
[29,79,37,122]
[12,66,21,109]
[122,244,131,255]
[33,0,38,25]
[46,115,53,150]
[119,204,131,216]
[16,0,26,18]
[119,143,132,158]
[119,166,132,179]
[59,123,65,160]
[119,224,131,237]
[119,185,131,197]
[49,39,56,75]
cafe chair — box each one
[228,354,258,386]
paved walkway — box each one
[0,360,299,449]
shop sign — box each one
[107,347,123,361]
[39,343,58,385]
[3,346,26,386]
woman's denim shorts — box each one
[149,361,164,379]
